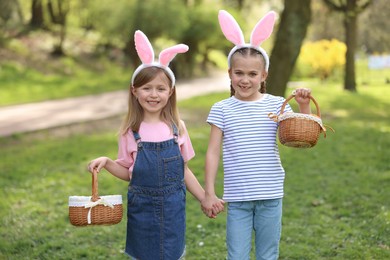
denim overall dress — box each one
[125,125,186,260]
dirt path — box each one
[0,71,230,137]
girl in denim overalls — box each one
[88,30,223,260]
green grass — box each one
[1,82,389,259]
[0,58,130,107]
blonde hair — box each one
[120,67,183,135]
[229,47,267,97]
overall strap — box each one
[172,124,179,143]
[132,131,143,149]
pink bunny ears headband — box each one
[218,10,277,71]
[131,30,189,88]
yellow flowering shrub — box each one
[298,39,346,80]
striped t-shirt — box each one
[207,94,292,202]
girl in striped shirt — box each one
[201,10,312,260]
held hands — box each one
[201,194,225,219]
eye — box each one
[249,72,258,77]
[158,86,168,92]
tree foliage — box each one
[2,0,388,88]
[359,0,390,53]
[84,0,190,67]
[0,0,24,29]
[179,6,221,77]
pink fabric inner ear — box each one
[134,30,154,64]
[218,10,245,46]
[250,11,276,46]
[131,30,189,88]
[159,44,189,66]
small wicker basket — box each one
[269,94,328,148]
[69,169,123,226]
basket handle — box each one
[91,169,100,202]
[280,94,321,117]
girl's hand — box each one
[294,88,312,114]
[213,198,225,216]
[294,88,311,105]
[87,156,109,174]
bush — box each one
[296,39,346,80]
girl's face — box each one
[132,72,172,121]
[229,54,268,101]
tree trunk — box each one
[323,0,372,92]
[344,0,357,91]
[237,0,244,10]
[124,36,140,68]
[30,0,44,28]
[267,0,312,97]
[48,0,69,56]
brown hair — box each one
[229,48,267,97]
[119,67,183,135]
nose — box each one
[241,75,250,83]
[150,88,158,97]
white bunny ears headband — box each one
[131,30,189,88]
[218,10,277,71]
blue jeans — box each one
[226,199,282,260]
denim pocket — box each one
[263,199,281,208]
[227,201,245,209]
[127,190,138,207]
[163,155,183,182]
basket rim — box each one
[69,195,122,207]
[278,112,323,126]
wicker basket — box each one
[269,94,327,148]
[69,169,123,226]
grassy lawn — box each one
[0,80,389,259]
[0,57,131,107]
